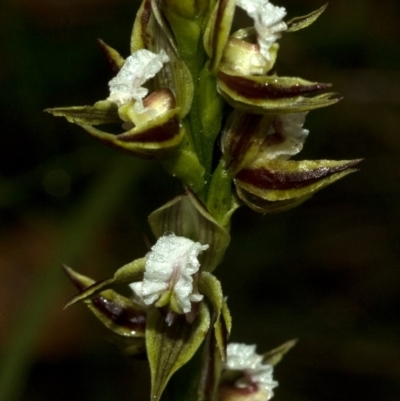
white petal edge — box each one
[107,49,169,111]
[236,0,287,61]
[257,112,309,161]
[226,343,278,400]
[130,234,208,314]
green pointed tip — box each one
[286,3,329,33]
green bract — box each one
[148,190,231,272]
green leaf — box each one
[286,4,328,33]
[64,258,146,308]
[262,339,298,366]
[148,190,230,272]
[146,303,211,401]
[45,100,120,125]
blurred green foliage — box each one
[0,0,399,400]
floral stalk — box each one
[47,1,361,400]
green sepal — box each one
[203,0,236,72]
[262,339,297,366]
[45,100,120,125]
[78,108,184,159]
[235,159,362,202]
[217,70,340,114]
[63,265,146,338]
[286,4,328,33]
[148,190,230,272]
[131,0,194,119]
[97,39,125,72]
[236,185,312,214]
[198,272,230,363]
[146,303,211,401]
[198,272,223,331]
[64,257,146,309]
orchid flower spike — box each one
[107,49,169,113]
[236,0,287,61]
[130,233,209,314]
[225,343,278,400]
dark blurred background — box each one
[0,0,399,400]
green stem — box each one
[163,8,225,202]
[206,160,238,227]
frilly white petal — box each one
[236,0,287,61]
[131,234,208,314]
[226,343,278,400]
[107,49,169,109]
[257,112,309,161]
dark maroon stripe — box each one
[97,40,120,74]
[236,161,360,190]
[118,116,179,143]
[140,0,152,47]
[91,296,146,333]
[228,114,263,168]
[218,71,331,100]
[214,0,228,47]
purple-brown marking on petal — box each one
[212,0,229,63]
[236,160,361,190]
[218,71,331,99]
[141,0,152,45]
[91,296,146,332]
[118,116,179,143]
[227,114,263,169]
[97,40,122,74]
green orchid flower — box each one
[63,190,231,401]
[221,109,361,213]
[204,1,337,114]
